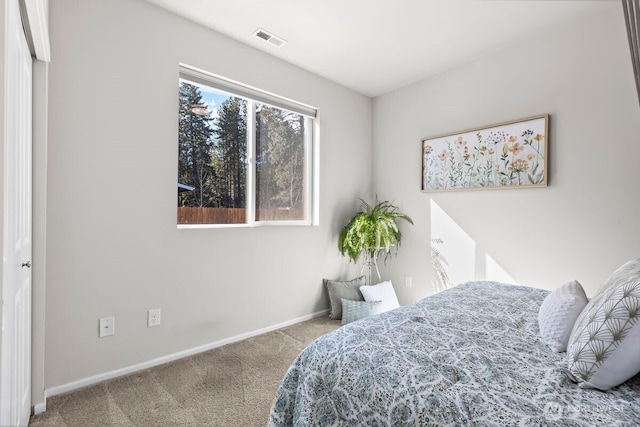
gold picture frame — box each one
[421,114,549,192]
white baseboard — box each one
[42,309,329,404]
[33,401,46,415]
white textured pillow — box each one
[566,258,640,390]
[360,281,400,313]
[538,280,588,352]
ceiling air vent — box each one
[253,28,287,48]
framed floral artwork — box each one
[421,114,548,192]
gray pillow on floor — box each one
[324,276,366,320]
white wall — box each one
[44,0,371,391]
[373,3,640,303]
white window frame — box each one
[178,63,319,228]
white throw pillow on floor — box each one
[360,280,400,313]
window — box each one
[177,65,317,227]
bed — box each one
[268,281,640,426]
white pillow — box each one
[566,258,640,390]
[538,280,588,352]
[360,281,400,313]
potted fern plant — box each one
[338,198,413,285]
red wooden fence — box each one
[177,207,303,224]
[177,207,245,224]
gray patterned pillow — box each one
[324,276,366,320]
[566,258,640,390]
[341,299,381,325]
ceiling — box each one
[146,0,617,98]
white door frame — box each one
[0,0,34,424]
[20,0,51,415]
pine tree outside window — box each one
[177,65,318,227]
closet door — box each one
[0,0,33,424]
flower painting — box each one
[422,115,548,192]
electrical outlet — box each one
[148,308,161,327]
[404,276,413,288]
[99,317,115,337]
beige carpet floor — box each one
[29,316,340,427]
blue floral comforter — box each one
[269,281,640,426]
